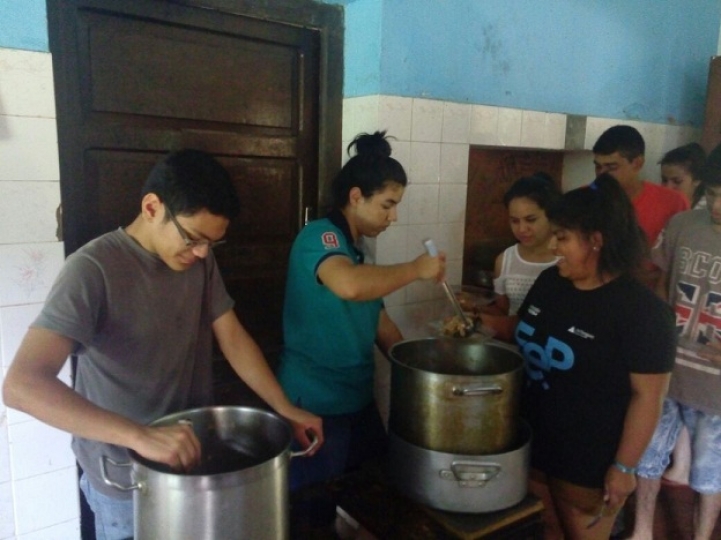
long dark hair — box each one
[328,131,407,211]
[546,173,646,278]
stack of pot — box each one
[387,337,530,513]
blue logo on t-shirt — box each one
[515,320,574,389]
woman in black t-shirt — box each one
[482,173,675,540]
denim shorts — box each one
[79,473,134,540]
[637,398,721,494]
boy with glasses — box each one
[2,149,322,540]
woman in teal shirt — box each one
[278,132,445,506]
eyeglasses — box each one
[165,206,226,249]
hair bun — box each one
[350,131,392,159]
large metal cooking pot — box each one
[388,337,523,454]
[100,406,315,540]
[388,421,531,513]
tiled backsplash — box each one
[0,48,79,539]
[0,47,699,539]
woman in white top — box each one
[492,174,561,315]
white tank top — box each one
[493,244,558,315]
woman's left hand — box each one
[284,407,324,456]
[604,464,637,511]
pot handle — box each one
[451,383,502,396]
[100,455,143,492]
[440,460,501,487]
[290,432,320,458]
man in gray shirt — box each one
[2,149,323,540]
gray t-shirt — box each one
[33,228,234,498]
[653,209,721,415]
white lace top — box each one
[493,244,558,315]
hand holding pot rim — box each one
[282,406,324,456]
[131,422,202,472]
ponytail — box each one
[546,173,645,277]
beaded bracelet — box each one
[612,460,637,475]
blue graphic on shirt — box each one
[515,320,574,389]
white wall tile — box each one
[404,184,439,225]
[0,242,65,307]
[641,122,665,160]
[17,519,80,540]
[0,49,55,119]
[406,223,443,260]
[469,105,499,145]
[497,107,522,147]
[405,279,442,303]
[341,100,355,142]
[584,116,617,150]
[442,102,470,143]
[378,96,412,141]
[545,113,567,149]
[0,479,15,539]
[343,95,380,140]
[13,467,79,536]
[411,98,444,142]
[520,110,546,148]
[409,142,441,184]
[438,184,467,224]
[360,236,376,263]
[662,124,700,153]
[440,143,470,184]
[0,116,59,181]
[0,304,43,368]
[389,139,411,181]
[8,420,75,481]
[0,410,9,485]
[375,224,408,265]
[0,181,61,244]
[445,258,463,287]
[434,221,465,261]
[58,360,73,389]
[383,286,406,308]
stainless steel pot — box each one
[388,421,531,513]
[101,406,315,540]
[388,337,523,454]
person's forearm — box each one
[328,261,422,301]
[375,310,404,357]
[220,331,296,416]
[4,369,144,449]
[615,385,667,468]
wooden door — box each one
[463,148,563,284]
[702,56,721,154]
[48,0,342,361]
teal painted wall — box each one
[4,0,720,126]
[0,0,47,52]
[333,0,721,126]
